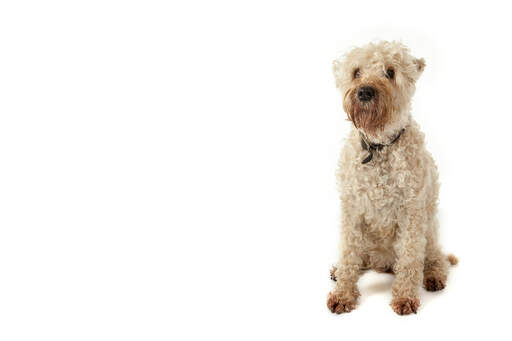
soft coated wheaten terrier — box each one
[328,41,457,315]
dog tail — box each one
[447,253,458,266]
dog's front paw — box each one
[390,297,420,315]
[327,291,357,314]
[423,276,446,292]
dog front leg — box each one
[327,215,363,314]
[390,208,426,315]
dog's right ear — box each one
[333,59,343,87]
[333,59,342,73]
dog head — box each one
[333,41,425,138]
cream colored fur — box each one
[327,41,455,315]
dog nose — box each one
[357,86,375,102]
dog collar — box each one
[360,128,405,164]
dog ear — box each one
[333,59,342,75]
[413,57,426,74]
[332,59,343,87]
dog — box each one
[328,41,457,315]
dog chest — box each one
[345,161,404,228]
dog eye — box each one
[353,68,360,79]
[386,68,395,79]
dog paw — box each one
[424,277,446,291]
[390,297,420,315]
[330,266,337,281]
[327,291,356,314]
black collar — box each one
[360,128,405,164]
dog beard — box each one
[343,80,392,135]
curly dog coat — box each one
[328,41,457,315]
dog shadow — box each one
[364,279,393,295]
[359,272,393,296]
[358,271,443,308]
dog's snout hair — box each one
[343,79,393,135]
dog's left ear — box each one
[413,57,426,75]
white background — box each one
[0,1,511,340]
